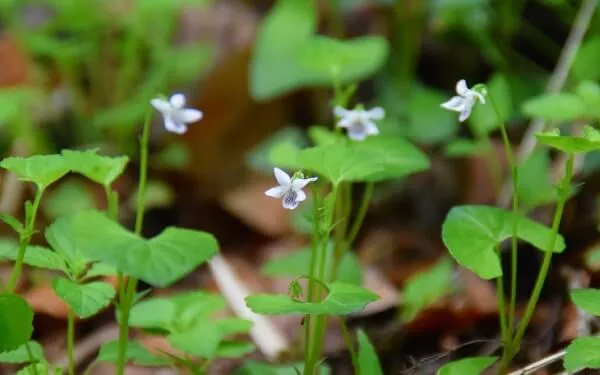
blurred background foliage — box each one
[0,0,599,371]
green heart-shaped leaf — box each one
[437,356,498,375]
[564,337,600,371]
[262,245,363,285]
[52,278,115,319]
[129,291,226,330]
[0,244,66,272]
[352,137,430,182]
[535,126,600,153]
[401,257,453,321]
[295,36,388,84]
[250,0,388,100]
[0,294,34,352]
[97,340,171,366]
[216,341,256,359]
[62,149,129,187]
[0,341,44,364]
[296,137,429,185]
[570,288,600,316]
[522,93,586,122]
[0,154,69,190]
[69,211,218,287]
[250,0,316,100]
[245,282,379,315]
[168,321,224,358]
[357,329,383,375]
[442,205,566,279]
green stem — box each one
[304,185,339,375]
[6,189,44,292]
[496,272,508,342]
[115,108,153,375]
[346,182,373,246]
[332,183,349,280]
[24,342,39,375]
[510,153,574,356]
[67,310,76,375]
[338,318,359,374]
[488,94,519,340]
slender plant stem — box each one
[6,189,44,292]
[304,186,339,375]
[487,94,519,343]
[346,182,373,246]
[67,310,76,375]
[115,108,153,375]
[304,185,322,361]
[338,318,359,373]
[510,153,574,355]
[24,342,39,375]
[495,269,508,346]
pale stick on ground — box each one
[208,254,289,360]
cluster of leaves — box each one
[0,0,214,148]
[0,149,226,373]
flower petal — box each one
[440,96,465,112]
[150,98,171,113]
[336,118,352,128]
[295,189,306,202]
[265,186,287,198]
[282,191,299,210]
[170,93,186,109]
[176,108,203,123]
[456,79,469,96]
[291,176,318,190]
[334,106,350,117]
[347,126,368,141]
[459,105,473,122]
[164,115,188,134]
[364,121,380,135]
[366,106,385,120]
[273,168,291,186]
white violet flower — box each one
[150,93,203,134]
[440,79,486,122]
[334,105,385,141]
[264,168,317,210]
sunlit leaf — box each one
[522,93,585,122]
[437,356,498,375]
[0,341,44,364]
[357,329,383,375]
[62,149,129,187]
[52,278,115,318]
[129,291,226,330]
[246,282,379,315]
[262,245,363,285]
[535,126,600,153]
[442,205,566,279]
[401,258,453,321]
[69,211,218,287]
[564,337,600,371]
[97,340,171,366]
[0,154,69,190]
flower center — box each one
[284,190,297,207]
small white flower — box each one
[264,168,317,210]
[441,79,486,122]
[334,106,385,141]
[150,93,203,134]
